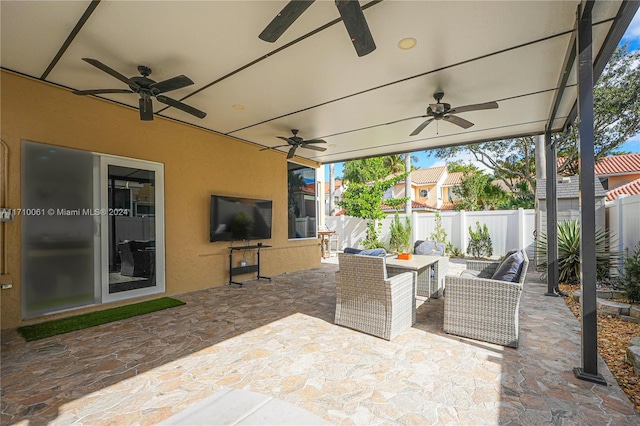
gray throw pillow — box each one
[415,241,445,256]
[358,248,387,257]
[343,247,362,255]
[491,250,524,282]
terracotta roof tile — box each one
[606,177,640,201]
[381,200,432,211]
[411,166,447,185]
[443,172,464,186]
[440,202,455,210]
[558,153,640,176]
[595,154,640,175]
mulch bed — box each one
[559,283,640,412]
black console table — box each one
[228,244,271,286]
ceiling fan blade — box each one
[303,139,327,144]
[259,0,315,42]
[410,119,434,136]
[82,58,139,90]
[335,0,376,57]
[139,97,154,121]
[301,144,327,152]
[287,146,298,159]
[73,89,133,95]
[449,101,499,114]
[149,75,194,94]
[276,136,292,143]
[444,115,474,129]
[155,95,207,119]
[260,144,290,151]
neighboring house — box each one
[594,153,640,191]
[441,172,464,210]
[382,166,461,212]
[605,178,640,201]
[559,153,640,201]
[324,179,345,216]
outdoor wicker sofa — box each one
[335,253,417,340]
[444,250,529,348]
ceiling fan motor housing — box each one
[427,102,450,117]
[130,76,156,93]
[137,65,152,77]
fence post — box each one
[518,208,526,250]
[459,210,467,253]
[617,195,626,254]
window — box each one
[448,187,459,201]
[419,189,429,198]
[288,162,317,239]
[599,177,609,190]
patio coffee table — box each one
[386,255,448,299]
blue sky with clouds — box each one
[327,8,640,178]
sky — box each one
[326,8,640,179]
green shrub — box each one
[616,242,640,303]
[362,221,385,249]
[536,219,618,284]
[388,214,412,253]
[446,242,464,257]
[429,212,448,243]
[467,222,493,258]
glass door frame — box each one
[99,155,165,303]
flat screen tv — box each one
[210,195,273,242]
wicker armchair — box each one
[335,253,416,340]
[444,250,528,348]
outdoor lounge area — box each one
[1,263,638,425]
[2,2,640,425]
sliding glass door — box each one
[22,141,165,317]
[101,156,164,303]
[22,143,99,317]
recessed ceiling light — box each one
[398,37,417,50]
[232,104,245,110]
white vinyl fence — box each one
[606,194,640,255]
[326,208,536,258]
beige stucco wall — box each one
[608,173,640,190]
[414,184,437,206]
[0,71,321,329]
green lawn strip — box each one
[17,297,185,341]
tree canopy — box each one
[449,164,510,210]
[339,154,416,247]
[430,45,640,201]
[341,157,389,184]
[341,154,416,184]
[338,173,408,248]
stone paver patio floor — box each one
[1,263,639,425]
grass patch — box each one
[17,297,185,341]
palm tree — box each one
[383,154,418,174]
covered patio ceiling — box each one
[1,1,636,165]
